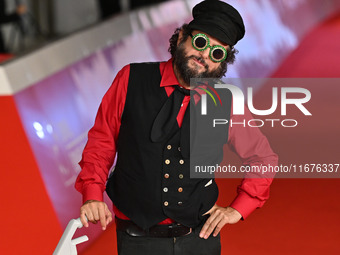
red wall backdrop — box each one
[0,96,62,254]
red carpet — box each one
[80,13,340,255]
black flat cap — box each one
[187,0,245,46]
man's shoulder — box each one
[118,61,161,73]
[128,61,162,75]
[129,61,161,67]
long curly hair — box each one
[168,24,238,76]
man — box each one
[75,1,278,254]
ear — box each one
[177,29,184,46]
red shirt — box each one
[75,59,278,223]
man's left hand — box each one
[199,205,242,239]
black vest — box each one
[106,62,232,230]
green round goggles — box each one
[191,33,228,63]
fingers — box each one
[200,210,220,239]
[199,207,229,239]
[98,205,107,230]
[84,204,96,224]
[212,218,225,237]
[80,210,89,228]
[80,201,112,230]
[105,206,113,225]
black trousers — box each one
[116,224,221,255]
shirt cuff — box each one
[82,184,104,204]
[229,191,261,220]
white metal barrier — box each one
[53,218,89,255]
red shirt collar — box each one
[159,58,179,88]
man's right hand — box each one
[80,200,113,230]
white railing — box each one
[53,218,89,255]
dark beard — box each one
[173,41,226,86]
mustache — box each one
[189,56,209,69]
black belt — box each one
[115,218,192,238]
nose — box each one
[199,47,210,60]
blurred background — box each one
[0,0,170,55]
[1,0,340,254]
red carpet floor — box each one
[80,13,340,255]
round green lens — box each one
[210,46,227,62]
[195,37,207,49]
[192,33,209,50]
